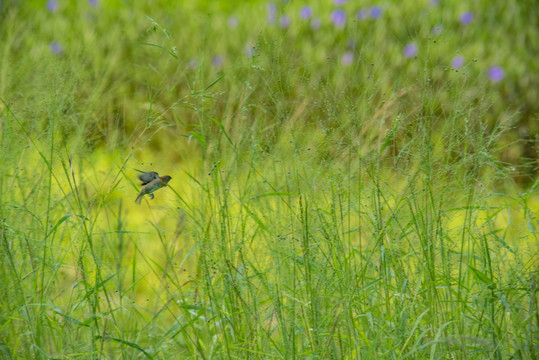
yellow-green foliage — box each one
[0,1,537,359]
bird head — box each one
[160,175,172,184]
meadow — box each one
[0,0,537,358]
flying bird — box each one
[135,172,172,204]
[138,171,159,185]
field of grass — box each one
[0,0,537,359]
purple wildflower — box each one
[50,41,63,54]
[330,9,346,29]
[267,2,277,24]
[46,0,58,12]
[370,6,383,19]
[310,18,321,30]
[300,6,313,20]
[245,45,256,58]
[88,0,98,6]
[432,25,443,36]
[334,0,348,5]
[459,12,473,25]
[341,52,354,66]
[228,16,239,28]
[279,15,291,28]
[356,9,368,21]
[488,66,505,83]
[188,58,199,69]
[404,43,418,58]
[430,0,440,5]
[451,56,464,69]
[212,55,224,68]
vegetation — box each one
[0,0,537,358]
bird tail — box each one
[135,193,143,204]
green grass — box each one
[0,0,537,359]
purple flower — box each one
[430,0,440,5]
[334,0,348,4]
[50,41,63,54]
[404,43,418,58]
[310,18,321,30]
[370,6,383,19]
[267,2,277,24]
[330,9,346,28]
[451,56,464,69]
[300,6,313,20]
[188,58,199,69]
[279,15,291,28]
[488,66,505,83]
[341,52,354,66]
[432,25,443,36]
[245,45,256,58]
[212,55,224,68]
[459,12,473,25]
[46,0,58,12]
[356,9,368,21]
[228,16,239,28]
[88,0,98,6]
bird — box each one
[135,172,172,204]
[138,171,160,185]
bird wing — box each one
[138,171,160,185]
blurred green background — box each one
[1,0,537,184]
[0,0,537,358]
